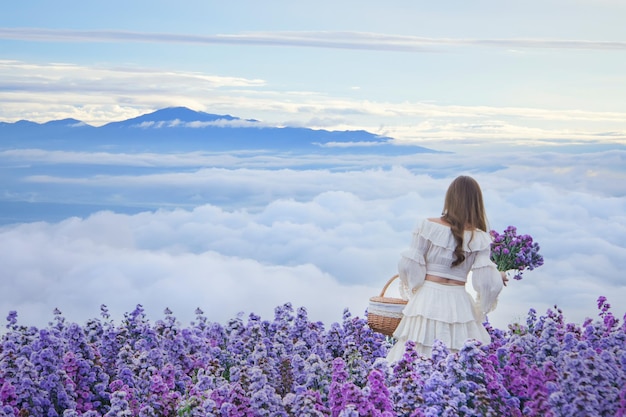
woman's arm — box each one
[471,250,505,317]
[397,226,430,299]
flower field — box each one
[1,298,624,417]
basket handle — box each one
[379,274,400,297]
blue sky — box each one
[1,1,625,329]
[1,0,625,150]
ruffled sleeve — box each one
[471,248,504,318]
[397,222,430,299]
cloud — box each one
[183,119,265,128]
[1,28,625,52]
[0,60,265,91]
[5,148,625,196]
[316,141,387,148]
[0,149,244,167]
[1,149,625,331]
[130,119,266,129]
[0,213,376,328]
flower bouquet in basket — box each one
[490,225,544,280]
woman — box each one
[386,175,507,362]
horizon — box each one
[3,106,624,155]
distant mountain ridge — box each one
[0,107,438,155]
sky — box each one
[0,1,625,331]
[1,1,626,150]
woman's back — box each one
[414,218,492,283]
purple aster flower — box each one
[490,226,544,280]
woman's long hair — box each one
[441,176,488,267]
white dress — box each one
[386,219,503,362]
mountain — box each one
[0,107,439,155]
[102,107,241,128]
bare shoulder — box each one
[427,217,476,231]
[427,217,451,227]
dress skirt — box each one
[386,280,491,362]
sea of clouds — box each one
[0,146,624,331]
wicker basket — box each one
[367,274,407,337]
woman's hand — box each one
[500,271,509,287]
